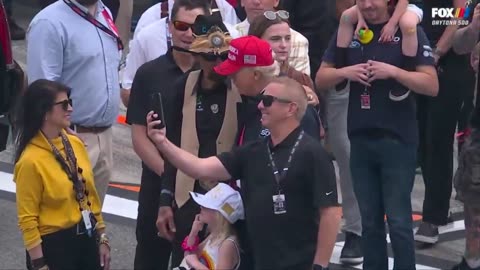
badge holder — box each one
[273,193,287,215]
[361,87,371,110]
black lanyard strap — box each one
[63,0,124,51]
[266,130,304,193]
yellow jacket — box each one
[15,131,105,250]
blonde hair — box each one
[270,77,308,121]
[208,211,238,246]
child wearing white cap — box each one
[174,183,244,270]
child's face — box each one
[199,207,217,225]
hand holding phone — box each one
[150,92,166,129]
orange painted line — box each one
[109,183,140,192]
[117,115,127,125]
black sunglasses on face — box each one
[200,53,229,62]
[173,20,193,31]
[54,99,72,111]
[259,94,292,107]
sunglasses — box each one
[259,94,291,107]
[200,53,229,62]
[173,20,193,32]
[264,10,290,20]
[54,99,72,111]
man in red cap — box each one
[214,35,322,145]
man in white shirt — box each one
[235,0,310,75]
[120,0,240,106]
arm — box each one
[154,138,231,181]
[120,37,146,92]
[26,19,63,83]
[15,161,44,259]
[132,125,165,176]
[453,24,480,54]
[435,0,468,57]
[315,62,348,91]
[216,240,240,270]
[115,0,133,51]
[394,65,439,96]
[388,0,409,26]
[314,206,342,267]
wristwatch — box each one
[313,264,329,270]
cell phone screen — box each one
[150,92,165,129]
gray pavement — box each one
[0,1,470,269]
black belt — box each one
[71,124,111,134]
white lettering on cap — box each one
[228,54,236,61]
[244,55,256,64]
[229,46,239,55]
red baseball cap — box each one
[214,35,274,76]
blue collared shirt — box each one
[27,0,121,127]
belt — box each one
[72,124,110,134]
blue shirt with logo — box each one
[322,24,435,145]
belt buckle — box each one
[76,223,86,235]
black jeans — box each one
[418,63,476,225]
[134,169,171,270]
[26,226,101,270]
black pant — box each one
[134,169,171,270]
[418,63,476,225]
[26,226,101,270]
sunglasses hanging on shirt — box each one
[63,0,124,51]
[264,10,290,20]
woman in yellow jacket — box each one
[14,79,111,270]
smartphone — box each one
[150,92,166,129]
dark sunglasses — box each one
[54,99,72,111]
[173,20,193,31]
[200,53,229,62]
[259,94,291,107]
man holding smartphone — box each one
[155,14,241,268]
[125,1,210,269]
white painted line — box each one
[0,171,138,220]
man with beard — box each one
[156,14,241,268]
[126,1,210,269]
[27,0,122,204]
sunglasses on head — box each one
[259,94,291,107]
[54,99,72,111]
[264,10,290,20]
[200,52,229,62]
[173,20,193,31]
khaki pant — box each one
[77,128,113,205]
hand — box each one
[339,63,371,87]
[302,86,319,106]
[471,44,480,72]
[65,127,87,146]
[156,206,176,241]
[146,111,167,146]
[471,3,480,32]
[191,214,204,235]
[366,60,397,82]
[99,243,111,270]
[379,22,397,42]
[354,19,369,39]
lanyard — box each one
[45,132,90,207]
[266,130,304,193]
[63,0,124,51]
[238,126,246,146]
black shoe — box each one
[340,232,363,265]
[452,258,480,270]
[414,222,439,244]
[7,17,25,40]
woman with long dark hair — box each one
[14,79,111,270]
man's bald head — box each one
[268,77,308,121]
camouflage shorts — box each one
[454,128,480,204]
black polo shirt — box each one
[125,50,185,213]
[322,24,435,145]
[218,127,338,270]
[159,70,228,206]
[235,95,322,146]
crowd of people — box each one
[10,0,480,269]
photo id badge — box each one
[361,93,371,109]
[81,210,93,235]
[273,194,287,215]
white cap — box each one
[190,183,244,224]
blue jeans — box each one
[350,134,417,270]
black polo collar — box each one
[267,126,302,150]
